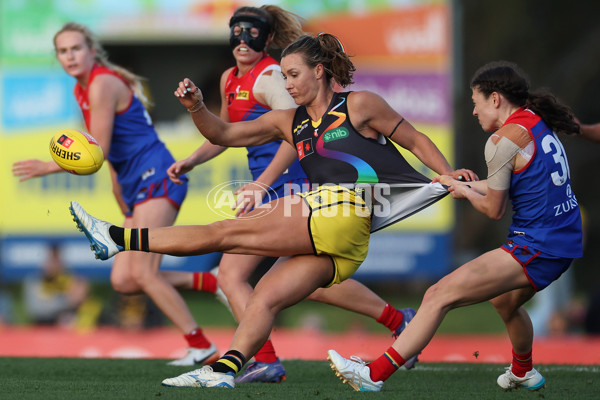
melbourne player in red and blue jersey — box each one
[500,107,582,290]
[326,62,583,393]
[224,54,308,201]
[13,23,218,367]
[75,64,186,211]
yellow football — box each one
[49,129,104,175]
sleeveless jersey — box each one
[504,108,582,258]
[291,91,430,186]
[225,55,305,187]
[74,65,177,200]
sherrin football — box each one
[49,129,104,175]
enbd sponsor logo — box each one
[207,181,276,219]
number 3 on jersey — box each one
[541,133,570,186]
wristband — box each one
[187,101,205,113]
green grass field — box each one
[0,358,597,400]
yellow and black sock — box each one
[210,350,246,375]
[109,226,149,251]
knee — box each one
[217,262,252,295]
[421,283,440,306]
[421,280,456,312]
[111,272,141,294]
[490,297,519,321]
[306,287,326,302]
[246,290,282,316]
[216,266,238,293]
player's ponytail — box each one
[282,33,355,88]
[471,61,579,136]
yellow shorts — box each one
[297,185,372,287]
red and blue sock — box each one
[368,346,405,382]
[511,349,533,377]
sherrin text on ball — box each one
[49,129,104,175]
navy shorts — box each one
[263,178,310,203]
[125,177,188,216]
[501,241,572,291]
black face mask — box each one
[229,14,270,53]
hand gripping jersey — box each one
[225,55,306,188]
[503,108,583,258]
[291,91,448,232]
[74,65,178,202]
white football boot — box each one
[162,365,235,388]
[70,201,122,260]
[167,343,219,366]
[327,349,383,392]
[497,365,546,391]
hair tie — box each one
[317,32,346,53]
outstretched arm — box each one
[349,91,478,181]
[433,175,508,220]
[579,122,600,143]
[12,159,64,181]
[167,141,228,184]
[173,78,292,148]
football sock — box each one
[192,272,217,293]
[108,226,124,246]
[108,226,149,251]
[210,350,246,374]
[254,339,278,363]
[184,328,212,349]
[511,349,533,377]
[369,346,405,382]
[376,303,404,333]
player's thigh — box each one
[130,197,179,228]
[224,195,313,255]
[432,248,531,308]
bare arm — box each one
[87,74,124,156]
[174,78,292,148]
[434,175,508,219]
[579,122,600,143]
[348,91,478,181]
[233,141,300,216]
[434,124,530,220]
[167,141,228,184]
[168,71,234,184]
[253,141,298,188]
[12,158,64,181]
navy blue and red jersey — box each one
[225,55,306,190]
[74,64,178,206]
[504,108,582,258]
